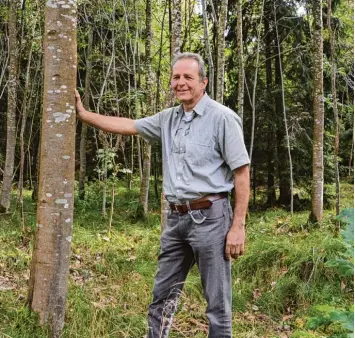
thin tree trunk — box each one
[171,0,182,56]
[264,1,276,207]
[108,186,114,235]
[310,0,324,223]
[79,25,93,200]
[274,2,291,207]
[201,0,214,98]
[18,38,34,230]
[327,0,340,229]
[161,0,183,227]
[215,0,228,103]
[249,0,264,163]
[274,1,293,214]
[236,0,244,122]
[0,0,19,213]
[139,0,154,216]
[28,1,77,336]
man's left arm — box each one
[225,164,250,260]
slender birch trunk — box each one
[28,1,77,336]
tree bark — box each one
[171,0,182,57]
[273,2,291,207]
[249,0,264,163]
[79,24,93,200]
[274,1,293,214]
[18,37,35,230]
[139,0,154,216]
[236,0,244,122]
[264,0,276,207]
[0,0,19,213]
[202,0,214,98]
[161,0,183,227]
[28,2,77,337]
[327,0,340,228]
[215,0,228,103]
[310,0,324,223]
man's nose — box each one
[176,77,186,86]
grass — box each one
[0,181,353,337]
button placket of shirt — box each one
[175,121,191,196]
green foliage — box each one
[307,208,354,336]
[1,183,353,337]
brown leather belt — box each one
[169,192,228,214]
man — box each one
[75,52,250,338]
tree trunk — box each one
[171,0,182,56]
[18,39,34,230]
[161,0,183,227]
[236,0,244,122]
[273,5,291,207]
[274,1,293,214]
[264,0,276,207]
[202,0,214,98]
[327,0,340,229]
[0,0,19,213]
[79,24,93,200]
[310,0,324,223]
[27,2,77,337]
[139,0,154,216]
[215,0,228,103]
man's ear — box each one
[202,77,208,89]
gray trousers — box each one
[147,198,233,338]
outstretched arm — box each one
[225,164,250,260]
[75,89,138,135]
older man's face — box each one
[171,59,207,108]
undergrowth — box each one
[0,181,353,337]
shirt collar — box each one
[177,93,210,116]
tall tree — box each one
[161,0,182,227]
[171,0,182,56]
[310,0,325,223]
[215,0,228,103]
[28,1,77,336]
[236,0,244,122]
[274,0,291,207]
[274,0,293,214]
[139,0,153,215]
[264,0,276,207]
[201,0,214,98]
[0,0,19,213]
[327,0,340,227]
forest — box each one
[0,0,353,337]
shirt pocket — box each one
[185,141,213,167]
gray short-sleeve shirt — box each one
[134,94,250,202]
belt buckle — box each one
[174,203,181,212]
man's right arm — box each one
[75,89,138,135]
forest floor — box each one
[0,181,353,338]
